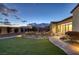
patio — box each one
[49,36,79,55]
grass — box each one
[0,37,66,55]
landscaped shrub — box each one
[65,31,79,41]
[60,35,68,40]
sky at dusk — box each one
[0,3,77,26]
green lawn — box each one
[0,37,66,55]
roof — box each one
[51,16,72,24]
[0,24,21,27]
[0,23,23,27]
[0,22,27,28]
[71,4,79,13]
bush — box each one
[65,31,79,41]
[60,36,67,40]
[60,35,70,41]
[65,31,79,37]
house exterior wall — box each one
[50,24,57,35]
[1,27,8,34]
[0,26,27,35]
[50,17,72,35]
[72,7,79,32]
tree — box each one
[32,26,37,32]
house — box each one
[50,4,79,36]
[50,16,72,35]
[0,23,27,35]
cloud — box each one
[14,15,21,19]
[22,20,27,22]
[1,13,8,16]
[0,4,9,16]
[0,3,18,16]
[8,9,18,14]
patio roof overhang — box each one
[51,16,72,24]
[0,24,22,28]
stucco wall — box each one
[50,23,57,35]
[1,27,8,34]
[50,17,72,35]
[72,7,79,32]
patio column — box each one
[1,27,8,34]
[50,23,57,35]
[23,28,25,32]
[10,28,15,33]
[18,28,21,33]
